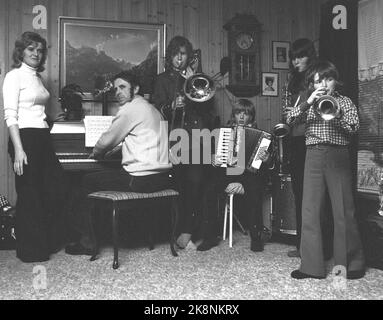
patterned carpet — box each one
[0,232,382,300]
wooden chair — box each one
[87,189,179,269]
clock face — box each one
[236,32,254,50]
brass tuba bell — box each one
[183,73,216,102]
[315,95,340,121]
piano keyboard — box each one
[59,158,98,163]
[56,152,120,171]
[57,152,90,159]
[58,152,97,164]
[51,124,121,172]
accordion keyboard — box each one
[215,127,232,166]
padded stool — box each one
[88,189,179,269]
[222,183,246,247]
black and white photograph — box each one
[0,0,382,304]
[261,72,278,96]
[272,41,290,69]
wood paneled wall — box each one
[0,0,326,203]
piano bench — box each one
[87,189,179,269]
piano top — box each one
[50,121,85,134]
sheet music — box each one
[84,116,114,147]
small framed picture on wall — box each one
[261,72,278,97]
[272,41,290,70]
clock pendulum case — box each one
[224,14,262,97]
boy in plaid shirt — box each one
[287,60,365,280]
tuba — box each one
[182,50,216,103]
[169,50,216,131]
[183,73,216,102]
[315,95,340,120]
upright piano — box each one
[51,121,121,172]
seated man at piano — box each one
[65,70,172,256]
[197,98,274,252]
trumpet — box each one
[315,95,340,120]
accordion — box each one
[215,126,273,173]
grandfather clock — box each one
[224,14,262,97]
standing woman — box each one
[284,38,317,257]
[2,31,67,262]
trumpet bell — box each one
[273,123,290,138]
[183,73,216,102]
[316,95,340,121]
